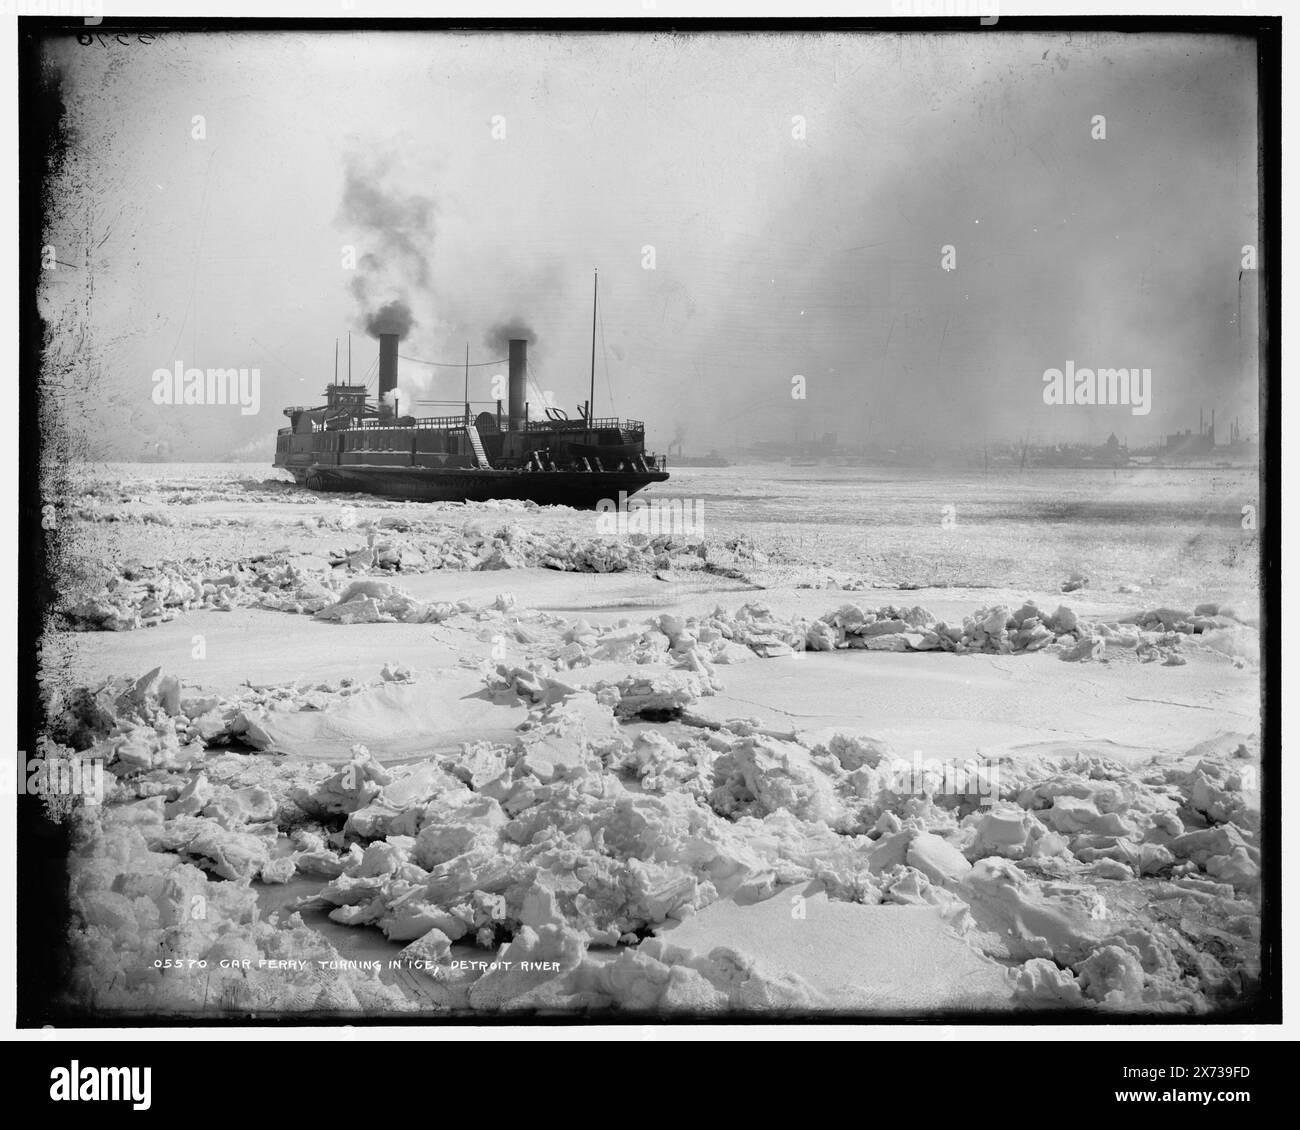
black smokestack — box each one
[378,334,399,408]
[508,340,527,431]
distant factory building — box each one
[1164,408,1217,456]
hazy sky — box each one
[39,29,1260,459]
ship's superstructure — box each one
[275,334,668,506]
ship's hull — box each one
[289,464,668,507]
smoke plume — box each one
[339,155,433,341]
[366,299,414,340]
[484,318,538,355]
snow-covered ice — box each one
[38,464,1263,1017]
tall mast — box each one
[348,332,352,382]
[589,268,598,427]
[464,342,470,424]
[334,339,339,382]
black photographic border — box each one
[15,11,1282,1029]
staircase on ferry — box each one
[464,423,492,469]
